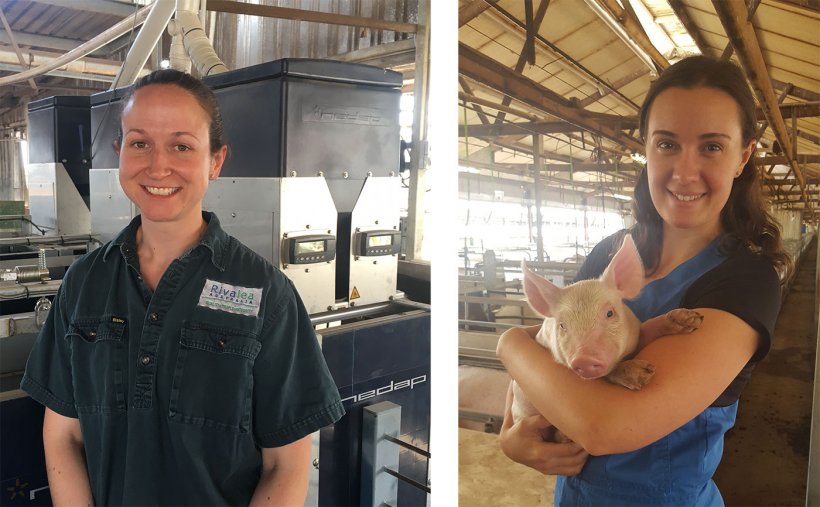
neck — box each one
[650,226,720,281]
[137,213,207,264]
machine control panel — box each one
[354,230,401,257]
[283,234,337,264]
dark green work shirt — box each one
[21,212,345,506]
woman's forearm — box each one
[249,436,311,506]
[497,309,760,455]
[43,409,94,507]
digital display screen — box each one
[368,235,393,247]
[296,240,325,255]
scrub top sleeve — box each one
[683,252,781,362]
[20,284,79,418]
[574,232,620,282]
[252,279,345,448]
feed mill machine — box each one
[2,60,431,507]
[201,60,430,506]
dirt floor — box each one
[714,237,818,506]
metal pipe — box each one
[112,0,177,87]
[0,5,151,86]
[582,0,657,74]
[174,0,228,76]
[0,280,62,300]
[310,302,392,326]
[0,234,97,247]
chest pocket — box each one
[67,317,127,414]
[169,322,262,433]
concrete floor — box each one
[714,237,818,506]
[458,428,555,506]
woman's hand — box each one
[498,383,588,476]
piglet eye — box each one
[559,322,566,332]
[606,309,615,318]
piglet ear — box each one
[600,234,644,299]
[521,260,562,317]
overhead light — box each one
[630,152,647,164]
[160,59,171,69]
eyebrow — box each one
[124,128,200,140]
[650,129,732,141]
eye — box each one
[558,322,566,332]
[130,141,148,149]
[606,309,615,318]
[174,144,191,152]
[657,140,676,151]
[704,143,723,153]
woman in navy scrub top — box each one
[496,56,792,506]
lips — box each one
[143,185,180,196]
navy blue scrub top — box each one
[558,232,780,506]
[22,212,345,506]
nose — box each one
[146,149,172,178]
[671,147,700,184]
[570,356,606,379]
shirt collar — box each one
[102,211,229,271]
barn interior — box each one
[456,1,819,506]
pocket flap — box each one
[68,316,126,343]
[180,322,261,360]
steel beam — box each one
[207,0,417,33]
[28,0,137,17]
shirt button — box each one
[217,338,226,349]
[141,355,151,365]
[88,330,96,337]
[149,312,159,322]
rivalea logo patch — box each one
[198,279,263,317]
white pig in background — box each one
[511,234,704,441]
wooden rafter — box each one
[459,43,644,153]
[599,0,669,71]
[713,0,810,206]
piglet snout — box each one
[570,356,607,379]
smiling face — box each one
[644,86,755,240]
[117,84,226,230]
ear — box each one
[600,234,644,299]
[209,145,228,180]
[521,260,562,318]
[113,139,121,157]
[736,139,756,177]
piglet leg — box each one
[638,309,704,349]
[605,359,655,390]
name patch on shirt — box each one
[198,280,262,317]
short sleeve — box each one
[20,283,79,418]
[682,249,781,362]
[574,232,621,282]
[252,279,345,448]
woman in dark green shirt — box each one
[22,69,344,506]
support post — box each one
[405,0,430,260]
[532,133,545,262]
[360,401,402,507]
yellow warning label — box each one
[350,287,361,300]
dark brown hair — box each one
[630,55,792,282]
[116,69,226,155]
